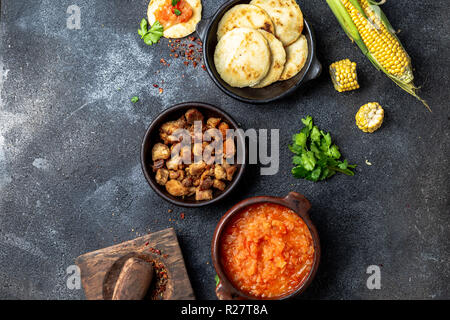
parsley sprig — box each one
[138,18,164,46]
[289,116,356,181]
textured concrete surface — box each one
[0,0,448,300]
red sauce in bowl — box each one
[154,0,193,29]
[220,203,315,298]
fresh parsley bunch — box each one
[138,19,163,46]
[289,116,356,181]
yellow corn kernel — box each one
[340,0,412,81]
[355,102,384,133]
[330,59,360,92]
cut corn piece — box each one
[355,102,384,133]
[330,59,360,92]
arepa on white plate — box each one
[251,30,286,88]
[250,0,303,47]
[147,0,202,39]
[216,4,275,40]
[279,34,308,81]
[214,28,271,88]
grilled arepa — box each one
[280,35,308,81]
[214,28,271,88]
[251,30,286,88]
[217,4,275,40]
[250,0,303,47]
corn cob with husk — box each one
[325,0,430,111]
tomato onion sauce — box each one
[219,203,315,298]
[154,0,193,29]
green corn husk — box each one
[326,0,430,111]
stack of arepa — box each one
[214,0,308,88]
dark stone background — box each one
[0,0,448,300]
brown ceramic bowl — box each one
[141,102,247,207]
[211,192,320,300]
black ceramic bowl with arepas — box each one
[195,0,322,104]
[141,102,247,208]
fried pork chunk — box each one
[151,108,238,201]
[165,180,188,197]
[152,143,170,161]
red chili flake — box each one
[193,62,197,68]
[188,44,194,48]
[184,61,189,66]
[160,58,166,64]
[145,242,149,246]
[180,212,185,219]
[174,53,179,58]
[189,36,196,41]
[168,209,173,213]
[153,84,159,88]
[201,65,206,71]
[159,88,164,94]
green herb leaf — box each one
[301,116,313,130]
[310,126,321,143]
[301,151,316,171]
[289,116,355,181]
[131,96,139,103]
[310,167,322,181]
[338,159,348,170]
[328,144,341,159]
[140,18,148,33]
[292,155,303,165]
[139,19,164,45]
[172,0,180,6]
[289,143,303,155]
[294,132,307,148]
[215,274,220,287]
[174,9,182,16]
[292,166,309,179]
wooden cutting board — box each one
[75,227,195,300]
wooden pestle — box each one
[112,257,154,300]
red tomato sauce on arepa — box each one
[220,203,315,298]
[154,0,193,29]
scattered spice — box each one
[159,88,164,94]
[166,36,204,70]
[146,259,168,300]
[168,209,173,213]
[180,212,185,219]
[148,247,162,255]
